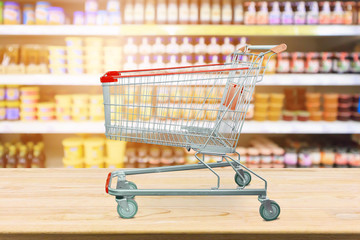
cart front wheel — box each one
[117,199,138,219]
[259,200,280,221]
[234,171,251,187]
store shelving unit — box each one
[1,121,359,134]
[1,24,360,36]
[0,74,359,86]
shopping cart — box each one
[101,43,287,221]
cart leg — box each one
[195,152,220,189]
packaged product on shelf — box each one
[272,147,285,168]
[0,101,5,121]
[331,1,344,24]
[85,12,96,24]
[125,145,137,168]
[166,37,179,55]
[321,147,335,167]
[221,0,232,24]
[244,1,256,25]
[5,145,17,168]
[156,0,166,24]
[290,52,305,73]
[194,37,207,55]
[123,37,138,55]
[85,0,98,12]
[107,0,120,12]
[221,37,235,55]
[256,1,269,25]
[276,52,290,73]
[96,10,108,25]
[62,137,83,159]
[305,52,320,73]
[17,145,29,168]
[138,37,151,55]
[260,148,272,168]
[211,0,221,24]
[247,147,260,168]
[73,11,85,25]
[144,0,155,23]
[84,137,104,161]
[0,145,5,168]
[0,1,3,24]
[63,157,84,168]
[5,85,19,101]
[294,1,306,25]
[48,7,65,25]
[207,37,220,55]
[6,101,20,120]
[333,52,350,73]
[298,148,311,167]
[200,0,211,24]
[151,55,164,68]
[233,0,244,24]
[167,0,178,24]
[351,53,360,73]
[0,85,4,101]
[23,4,35,25]
[269,1,281,25]
[319,1,331,24]
[348,148,360,167]
[160,147,174,166]
[281,1,294,25]
[137,146,148,168]
[35,1,50,25]
[3,1,20,24]
[306,1,319,25]
[106,139,126,167]
[284,148,297,167]
[343,2,355,25]
[189,0,199,24]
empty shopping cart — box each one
[101,43,287,221]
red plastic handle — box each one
[105,172,111,193]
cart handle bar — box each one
[238,44,287,54]
[101,64,249,83]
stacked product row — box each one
[2,0,360,25]
[62,137,126,168]
[0,140,45,168]
[0,85,104,121]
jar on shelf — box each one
[335,147,348,167]
[305,52,320,73]
[35,1,50,25]
[321,147,335,167]
[333,52,351,73]
[0,101,5,121]
[272,147,285,168]
[3,1,21,24]
[320,52,333,73]
[351,53,360,73]
[48,7,65,25]
[309,147,321,167]
[284,148,298,168]
[247,147,260,168]
[348,148,360,168]
[23,4,35,25]
[290,52,305,73]
[276,52,290,73]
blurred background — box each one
[0,0,359,169]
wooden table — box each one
[0,168,359,240]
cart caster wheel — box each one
[117,199,138,219]
[234,171,251,187]
[259,200,280,221]
[127,181,137,198]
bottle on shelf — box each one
[235,37,247,51]
[221,37,235,56]
[244,1,256,25]
[139,55,152,69]
[343,2,355,25]
[17,145,29,168]
[139,37,152,55]
[180,55,191,66]
[124,0,134,24]
[319,1,331,24]
[294,1,306,25]
[209,55,219,64]
[306,1,319,25]
[31,143,45,168]
[269,1,281,25]
[189,0,199,24]
[256,1,269,25]
[180,37,194,54]
[148,145,161,168]
[156,0,167,24]
[160,147,174,166]
[133,0,145,24]
[194,37,207,55]
[144,0,155,23]
[27,142,34,165]
[0,145,6,168]
[194,55,206,65]
[200,0,211,24]
[179,0,190,24]
[6,145,17,168]
[152,55,166,68]
[207,37,221,55]
[166,55,179,68]
[211,0,221,24]
[281,1,294,25]
[166,37,179,55]
[221,0,232,24]
[233,0,244,24]
[123,56,138,70]
[137,146,149,168]
[167,0,178,24]
[123,37,138,55]
[152,37,165,55]
[331,1,344,24]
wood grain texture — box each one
[0,168,359,240]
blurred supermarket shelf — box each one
[1,25,360,36]
[0,121,359,134]
[0,74,359,86]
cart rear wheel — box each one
[234,171,251,187]
[117,199,138,219]
[259,200,280,221]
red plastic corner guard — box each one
[105,172,111,193]
[100,71,120,83]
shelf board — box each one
[0,74,359,86]
[1,24,360,36]
[0,120,359,134]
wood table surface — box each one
[0,168,359,240]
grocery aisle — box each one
[0,0,359,170]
